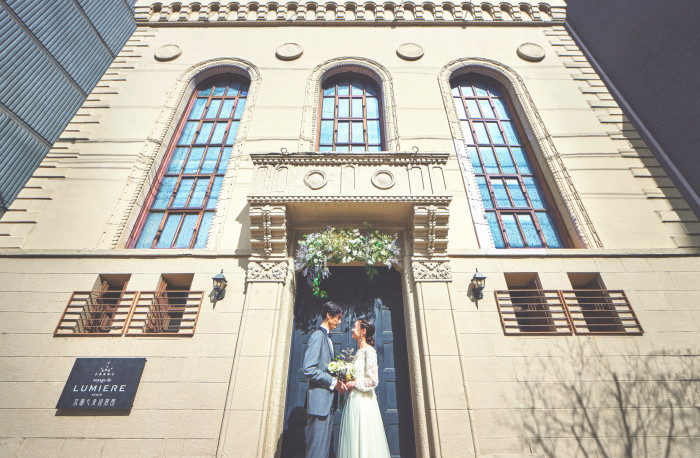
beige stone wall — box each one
[0,254,698,456]
[1,4,699,457]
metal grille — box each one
[561,289,643,335]
[494,289,573,335]
[54,291,137,336]
[125,290,204,336]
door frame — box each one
[261,230,432,458]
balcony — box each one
[495,289,573,335]
[125,290,204,336]
[560,289,643,335]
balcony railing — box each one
[125,290,204,336]
[54,291,137,336]
[495,289,573,335]
[495,289,644,336]
[560,289,643,335]
[55,290,204,337]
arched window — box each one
[452,76,569,248]
[318,74,384,152]
[129,75,249,248]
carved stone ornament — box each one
[516,43,546,62]
[154,44,182,61]
[371,169,396,190]
[246,260,289,283]
[303,170,328,190]
[412,260,452,282]
[397,43,424,61]
[276,43,303,61]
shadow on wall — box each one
[521,341,699,457]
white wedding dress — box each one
[338,346,391,458]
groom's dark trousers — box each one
[303,328,337,458]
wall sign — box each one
[56,358,146,410]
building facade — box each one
[0,0,136,214]
[0,1,698,456]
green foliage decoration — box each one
[294,223,400,297]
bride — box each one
[337,318,391,458]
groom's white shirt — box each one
[320,323,337,391]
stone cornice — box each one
[248,195,452,204]
[249,151,449,166]
[135,1,565,26]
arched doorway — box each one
[281,266,416,457]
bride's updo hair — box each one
[358,318,376,346]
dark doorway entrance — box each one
[280,267,416,457]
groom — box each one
[303,301,347,458]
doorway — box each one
[280,266,416,457]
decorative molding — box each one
[135,2,565,26]
[275,43,303,61]
[154,44,182,61]
[298,57,400,152]
[250,152,449,166]
[250,204,287,257]
[397,43,424,61]
[412,260,452,282]
[438,57,603,249]
[249,195,452,205]
[100,57,261,249]
[412,204,449,257]
[246,259,289,283]
[516,43,545,62]
[371,170,396,190]
[303,170,328,190]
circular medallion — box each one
[371,170,396,190]
[154,44,182,62]
[276,43,303,61]
[396,43,424,61]
[516,43,546,62]
[304,170,328,190]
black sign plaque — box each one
[56,358,146,410]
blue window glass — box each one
[205,99,221,118]
[132,77,250,249]
[178,122,198,145]
[153,177,176,209]
[502,214,525,248]
[486,213,505,248]
[194,212,214,248]
[173,179,194,207]
[190,98,207,119]
[135,212,164,248]
[536,212,563,248]
[184,147,205,174]
[156,214,182,248]
[518,214,543,248]
[452,76,567,248]
[322,98,335,118]
[174,214,199,248]
[495,147,516,174]
[366,97,379,119]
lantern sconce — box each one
[211,270,228,303]
[470,269,487,300]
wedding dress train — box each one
[337,346,391,458]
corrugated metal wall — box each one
[0,1,136,212]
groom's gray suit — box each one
[303,327,338,457]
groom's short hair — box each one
[321,301,343,318]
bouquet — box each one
[327,347,356,382]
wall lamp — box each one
[211,270,228,302]
[470,269,487,300]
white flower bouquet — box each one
[327,348,356,381]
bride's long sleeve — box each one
[355,348,379,392]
